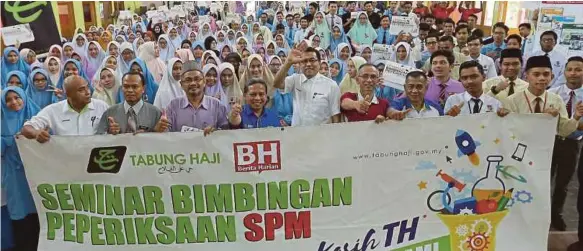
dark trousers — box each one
[11,214,39,251]
[551,136,581,219]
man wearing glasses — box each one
[273,46,341,126]
[526,30,567,88]
[164,61,229,135]
[340,64,390,122]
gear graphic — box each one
[515,190,533,203]
[466,232,490,251]
[471,218,493,236]
[456,224,470,237]
[459,239,470,251]
[506,198,516,208]
[460,207,475,215]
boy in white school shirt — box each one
[445,61,502,117]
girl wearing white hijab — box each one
[137,41,167,83]
[218,62,243,108]
[389,42,416,67]
[92,67,121,106]
[85,41,107,80]
[90,55,124,88]
[118,42,135,74]
[106,41,121,58]
[167,27,182,51]
[157,34,174,63]
[274,34,290,51]
[216,30,230,48]
[197,22,213,41]
[235,37,252,54]
[72,33,89,57]
[154,58,185,110]
[238,54,275,105]
[43,56,62,85]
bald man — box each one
[22,75,109,143]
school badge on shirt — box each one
[487,105,493,112]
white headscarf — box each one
[91,67,121,106]
[72,33,89,57]
[154,58,185,110]
[118,42,135,74]
[157,34,174,63]
[218,62,243,107]
[389,42,416,67]
[43,56,62,85]
[168,27,182,50]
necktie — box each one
[567,90,575,118]
[382,31,387,44]
[127,107,137,133]
[438,83,447,105]
[420,40,425,52]
[521,39,526,55]
[508,81,515,96]
[534,97,542,113]
[544,52,549,57]
[472,98,481,114]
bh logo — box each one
[233,141,281,173]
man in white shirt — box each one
[519,23,534,56]
[445,61,502,116]
[293,16,310,45]
[526,30,567,88]
[466,35,497,79]
[21,75,109,143]
[548,56,583,232]
[274,46,341,126]
[326,1,343,31]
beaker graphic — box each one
[438,210,509,251]
[472,155,506,201]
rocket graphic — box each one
[455,130,481,166]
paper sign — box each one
[225,13,240,24]
[389,16,419,36]
[382,60,417,90]
[1,24,35,46]
[181,126,202,132]
[351,12,359,20]
[371,44,393,62]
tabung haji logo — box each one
[233,140,281,173]
[128,152,221,174]
[86,146,127,174]
[4,1,47,23]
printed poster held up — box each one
[17,114,554,251]
[371,44,393,62]
[382,60,417,90]
[1,24,35,46]
[389,16,419,36]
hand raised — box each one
[108,117,120,135]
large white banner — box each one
[18,114,555,251]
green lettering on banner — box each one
[142,186,164,214]
[75,213,90,243]
[124,187,146,215]
[55,184,74,210]
[103,218,125,245]
[105,186,123,215]
[91,216,105,245]
[135,217,157,244]
[215,216,236,242]
[233,183,255,212]
[256,183,267,210]
[268,181,288,209]
[96,184,105,214]
[193,185,205,213]
[45,212,62,240]
[290,179,310,209]
[204,184,233,212]
[38,184,58,210]
[123,218,137,244]
[70,184,96,213]
[311,178,332,207]
[333,177,353,206]
[391,235,450,251]
[154,216,175,244]
[171,185,193,214]
[197,216,217,243]
[175,216,197,244]
[63,213,75,241]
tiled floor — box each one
[549,170,579,250]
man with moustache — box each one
[229,78,281,128]
[165,61,229,135]
[340,64,390,122]
[96,72,169,134]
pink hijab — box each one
[137,41,167,83]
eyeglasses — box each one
[301,58,319,64]
[359,74,379,81]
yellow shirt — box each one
[482,76,529,102]
[505,89,578,137]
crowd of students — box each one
[2,1,583,250]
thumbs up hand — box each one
[446,102,464,117]
[36,125,51,144]
[108,117,120,135]
[389,108,413,121]
[356,95,372,114]
[154,110,171,133]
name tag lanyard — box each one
[467,99,483,114]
